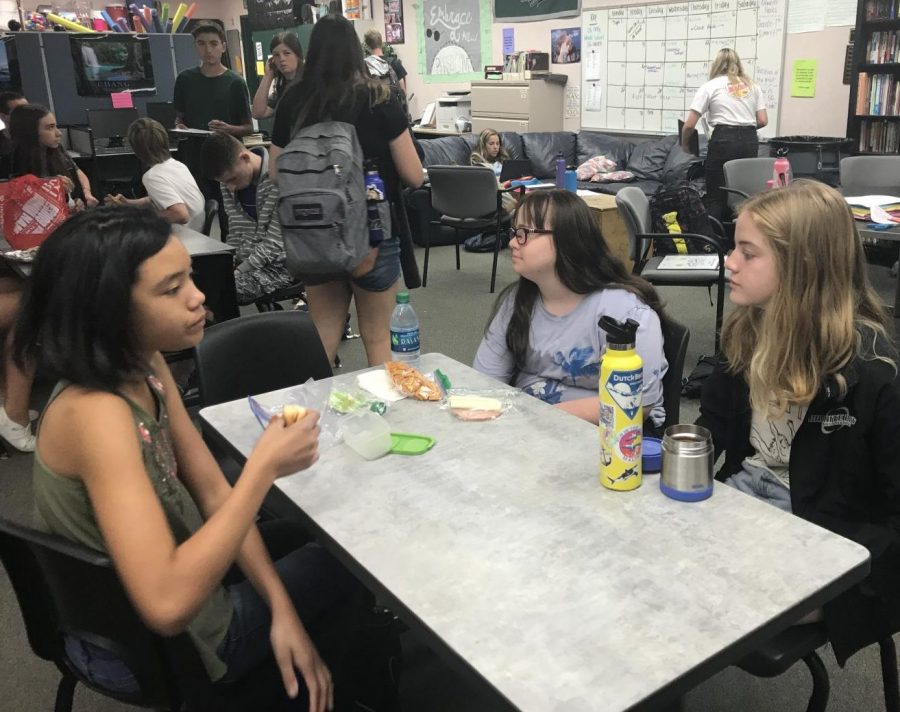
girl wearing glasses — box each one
[697,181,900,660]
[474,189,668,430]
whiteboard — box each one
[581,0,786,137]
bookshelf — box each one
[848,1,900,153]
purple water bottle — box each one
[364,161,386,246]
[555,151,566,188]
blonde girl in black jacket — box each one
[697,179,900,666]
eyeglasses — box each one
[507,226,552,245]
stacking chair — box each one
[194,310,332,408]
[659,317,690,430]
[255,282,307,312]
[615,186,728,352]
[737,623,899,712]
[424,165,523,293]
[839,155,900,196]
[201,198,218,237]
[722,157,776,214]
[0,516,287,712]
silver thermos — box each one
[660,424,714,502]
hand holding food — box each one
[282,404,308,424]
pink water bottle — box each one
[773,152,792,188]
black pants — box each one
[703,125,759,222]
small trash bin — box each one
[767,136,853,187]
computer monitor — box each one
[146,102,176,129]
[0,37,22,93]
[70,34,155,97]
[87,108,139,140]
[677,119,700,157]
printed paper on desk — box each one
[111,92,134,109]
[844,195,900,208]
[657,255,720,270]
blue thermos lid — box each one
[642,437,662,474]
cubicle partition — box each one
[28,32,198,125]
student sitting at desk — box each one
[9,103,97,209]
[13,205,365,708]
[105,118,205,232]
[681,48,767,222]
[696,181,900,664]
[201,132,294,306]
[474,190,667,431]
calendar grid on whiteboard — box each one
[581,0,786,136]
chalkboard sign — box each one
[417,0,493,83]
[581,0,786,136]
[248,0,295,31]
[494,0,581,22]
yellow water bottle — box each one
[598,316,643,491]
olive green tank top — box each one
[32,375,233,681]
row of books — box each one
[858,118,900,152]
[866,30,900,63]
[866,0,900,19]
[855,73,900,115]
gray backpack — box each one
[277,120,389,275]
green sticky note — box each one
[791,60,817,98]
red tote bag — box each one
[0,175,69,249]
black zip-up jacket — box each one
[697,342,900,665]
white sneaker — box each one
[0,406,35,452]
[0,396,38,422]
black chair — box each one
[737,623,900,712]
[424,165,523,293]
[255,282,307,312]
[0,516,287,712]
[194,310,332,408]
[615,186,728,352]
[201,198,218,237]
[660,317,690,430]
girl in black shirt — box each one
[270,14,422,367]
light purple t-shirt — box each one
[473,288,667,425]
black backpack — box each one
[649,183,719,255]
[365,55,409,121]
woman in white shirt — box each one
[107,118,206,232]
[681,48,768,221]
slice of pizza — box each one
[385,361,442,401]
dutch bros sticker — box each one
[605,368,642,420]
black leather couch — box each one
[407,130,700,246]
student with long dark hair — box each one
[269,14,423,367]
[9,103,96,208]
[15,206,364,710]
[251,31,303,120]
[475,190,667,429]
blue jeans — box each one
[303,236,401,292]
[65,522,364,704]
[725,460,793,513]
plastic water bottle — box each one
[773,152,792,188]
[555,151,566,188]
[364,161,386,246]
[390,291,420,366]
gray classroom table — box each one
[858,223,900,316]
[199,353,870,712]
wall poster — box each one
[417,0,492,83]
[384,0,405,44]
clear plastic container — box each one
[342,410,392,460]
